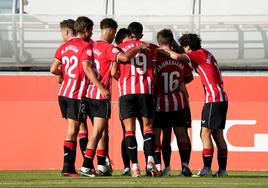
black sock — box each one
[63,141,76,173]
[121,138,130,169]
[218,149,228,170]
[125,133,138,164]
[154,145,161,165]
[97,155,106,166]
[203,148,214,168]
[162,144,171,167]
[154,151,161,165]
[179,149,191,165]
[143,130,155,157]
[82,148,95,169]
[78,133,88,158]
[178,142,191,166]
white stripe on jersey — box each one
[217,84,224,101]
[78,76,86,99]
[172,93,178,111]
[131,76,135,94]
[147,77,152,94]
[205,86,209,103]
[58,80,65,95]
[69,80,77,98]
[164,95,169,112]
[123,77,127,96]
[198,66,215,102]
[63,78,71,96]
[209,83,215,102]
[90,85,95,98]
[96,88,101,99]
[139,75,144,93]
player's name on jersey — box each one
[121,43,135,52]
[61,45,79,55]
[156,60,185,72]
[93,48,102,57]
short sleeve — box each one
[186,51,198,65]
[54,47,62,62]
[106,45,121,62]
[81,44,93,63]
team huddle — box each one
[50,16,228,178]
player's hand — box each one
[100,88,111,100]
[58,74,63,84]
[157,48,171,57]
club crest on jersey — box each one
[86,49,92,56]
[93,49,102,57]
[112,48,119,54]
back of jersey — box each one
[86,40,121,100]
[154,53,192,112]
[118,40,157,96]
[54,37,92,100]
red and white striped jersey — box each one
[154,53,192,112]
[186,48,228,103]
[54,37,93,100]
[118,40,158,96]
[86,40,121,100]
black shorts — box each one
[153,107,191,128]
[119,94,154,120]
[201,101,228,129]
[58,96,86,121]
[85,98,111,120]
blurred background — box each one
[0,0,268,71]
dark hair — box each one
[127,22,143,36]
[60,19,75,34]
[156,29,174,45]
[100,18,118,30]
[115,28,132,45]
[74,16,94,34]
[179,33,202,50]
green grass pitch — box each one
[0,170,268,188]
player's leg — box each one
[59,96,81,177]
[212,129,228,177]
[123,117,140,177]
[119,95,140,177]
[81,99,110,177]
[139,94,160,176]
[153,127,162,173]
[62,118,80,176]
[161,127,172,176]
[120,121,131,176]
[196,103,216,177]
[197,127,214,176]
[81,117,108,177]
[96,127,111,176]
[173,108,192,177]
[78,121,88,157]
[173,126,192,177]
[211,101,228,177]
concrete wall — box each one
[24,0,268,15]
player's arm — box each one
[82,60,111,99]
[171,39,184,53]
[111,61,120,80]
[157,49,189,61]
[117,43,149,63]
[50,59,62,75]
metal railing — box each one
[0,14,268,70]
